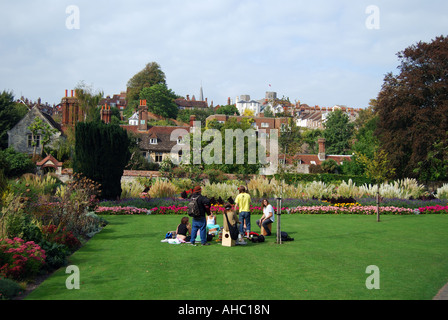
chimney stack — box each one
[189,115,196,128]
[318,138,326,161]
[138,100,148,131]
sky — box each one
[1,0,447,109]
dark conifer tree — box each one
[74,122,130,199]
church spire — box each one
[199,82,204,101]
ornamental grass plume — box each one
[148,179,177,198]
[436,184,448,200]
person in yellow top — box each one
[234,186,251,237]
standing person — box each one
[234,186,251,237]
[189,185,212,246]
[256,199,274,236]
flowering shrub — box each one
[418,205,448,214]
[41,225,82,252]
[287,205,415,215]
[0,238,46,281]
[96,206,151,215]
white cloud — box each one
[1,0,448,108]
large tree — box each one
[73,122,130,200]
[74,81,104,123]
[323,109,354,155]
[126,62,166,103]
[375,35,448,179]
[139,84,178,119]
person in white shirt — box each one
[256,199,274,236]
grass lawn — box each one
[25,214,448,300]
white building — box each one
[235,95,261,116]
[128,112,139,125]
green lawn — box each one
[25,214,448,300]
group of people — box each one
[173,185,275,246]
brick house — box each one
[279,138,352,173]
[121,100,190,164]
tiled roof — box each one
[175,98,208,109]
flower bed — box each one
[95,197,448,216]
[288,205,415,215]
[0,238,46,281]
[418,205,448,214]
[95,206,152,215]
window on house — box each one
[177,137,184,145]
[310,161,316,165]
[279,159,285,165]
[155,152,163,162]
[150,138,157,145]
[261,123,269,128]
[27,134,41,148]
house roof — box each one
[175,98,208,109]
[122,125,190,152]
[36,154,63,167]
[280,153,352,165]
[139,126,190,152]
[7,105,62,135]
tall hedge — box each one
[74,122,130,200]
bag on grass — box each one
[251,235,265,243]
[281,231,294,241]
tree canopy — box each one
[139,84,178,119]
[375,35,448,179]
[126,62,166,103]
[323,109,354,155]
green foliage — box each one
[177,108,214,126]
[0,194,42,243]
[278,118,303,155]
[139,84,178,119]
[27,117,58,158]
[320,159,339,173]
[214,104,240,116]
[74,81,104,122]
[376,36,448,178]
[0,91,25,150]
[74,121,131,199]
[356,150,396,184]
[0,148,36,178]
[323,109,355,155]
[126,62,166,103]
[38,240,69,270]
[413,132,448,182]
[0,278,23,300]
